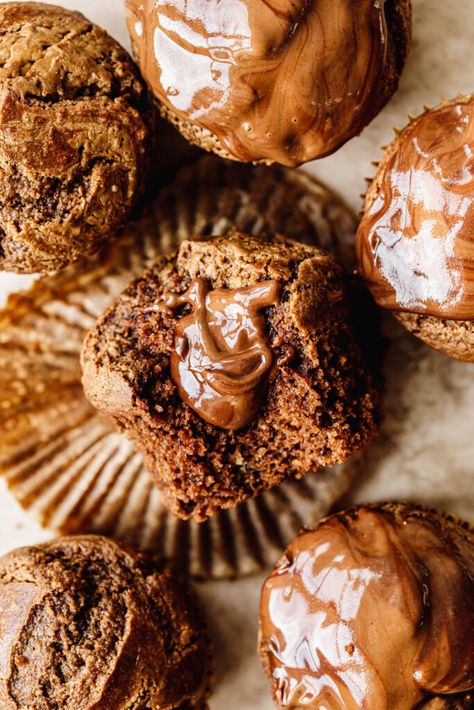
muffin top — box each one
[357,95,474,322]
[126,0,410,166]
[0,2,152,273]
[0,2,145,104]
[260,504,474,710]
[0,535,211,710]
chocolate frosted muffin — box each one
[125,0,411,167]
[357,95,474,361]
[82,230,379,521]
[0,535,211,710]
[0,2,152,274]
[259,503,474,710]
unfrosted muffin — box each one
[259,503,474,710]
[81,230,379,521]
[356,95,474,362]
[0,535,212,710]
[0,2,152,274]
[125,0,411,167]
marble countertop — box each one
[1,2,473,709]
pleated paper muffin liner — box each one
[0,155,362,579]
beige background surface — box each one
[0,2,473,709]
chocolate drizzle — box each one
[159,278,280,430]
[125,0,397,166]
[357,97,474,321]
[259,504,474,709]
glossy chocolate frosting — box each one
[259,504,474,710]
[125,0,399,166]
[158,277,280,430]
[357,97,474,321]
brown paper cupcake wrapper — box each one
[0,156,361,579]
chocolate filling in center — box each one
[158,278,281,430]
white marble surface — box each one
[1,2,474,709]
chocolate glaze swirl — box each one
[357,97,474,321]
[125,0,400,166]
[159,278,280,430]
[259,504,474,710]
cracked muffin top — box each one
[0,2,153,273]
[0,535,212,710]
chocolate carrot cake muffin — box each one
[125,0,411,167]
[0,535,212,710]
[357,95,474,362]
[0,2,152,274]
[259,503,474,710]
[82,231,379,521]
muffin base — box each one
[396,312,474,363]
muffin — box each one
[0,535,212,709]
[259,503,474,710]
[0,2,152,274]
[125,0,412,167]
[356,95,474,362]
[81,230,379,522]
